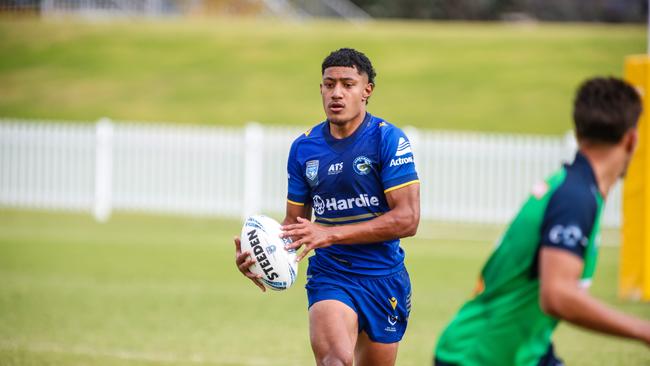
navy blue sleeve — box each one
[540,184,597,259]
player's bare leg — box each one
[354,331,398,366]
[309,300,358,366]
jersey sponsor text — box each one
[389,156,414,167]
[313,194,380,215]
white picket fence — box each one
[0,117,623,227]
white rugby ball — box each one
[240,215,298,291]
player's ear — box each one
[362,82,374,102]
[624,128,638,155]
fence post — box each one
[403,126,420,156]
[242,122,264,220]
[41,0,53,17]
[94,118,113,222]
[563,130,577,163]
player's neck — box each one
[579,147,623,199]
[328,111,366,139]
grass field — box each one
[0,208,648,365]
[0,19,645,134]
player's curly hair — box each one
[573,77,642,144]
[321,48,376,86]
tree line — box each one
[349,0,646,22]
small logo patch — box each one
[395,137,412,157]
[305,160,319,182]
[245,218,264,232]
[328,162,343,175]
[353,156,372,175]
[388,314,398,326]
[548,225,584,247]
[312,195,325,215]
[389,297,397,310]
[266,245,276,255]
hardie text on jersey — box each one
[313,194,380,215]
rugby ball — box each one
[240,215,298,291]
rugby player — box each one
[235,48,420,366]
[434,77,650,366]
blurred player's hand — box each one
[233,236,266,292]
[281,217,333,262]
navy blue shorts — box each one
[537,344,564,366]
[305,262,412,344]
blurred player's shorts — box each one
[433,343,564,366]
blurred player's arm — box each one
[283,182,419,261]
[539,247,650,346]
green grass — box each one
[0,18,645,134]
[0,209,648,365]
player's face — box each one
[320,66,374,126]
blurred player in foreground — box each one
[235,48,420,365]
[434,77,650,366]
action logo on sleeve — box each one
[395,137,412,156]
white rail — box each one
[0,118,622,227]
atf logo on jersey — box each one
[312,194,380,215]
[353,156,372,175]
[328,162,343,175]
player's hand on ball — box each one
[233,236,266,292]
[281,217,333,262]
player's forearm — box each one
[542,286,650,342]
[283,204,312,225]
[327,207,419,245]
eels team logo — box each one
[353,156,372,175]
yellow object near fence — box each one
[621,55,650,301]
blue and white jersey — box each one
[287,113,419,276]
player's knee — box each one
[316,350,353,366]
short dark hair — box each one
[321,48,376,85]
[573,77,642,144]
